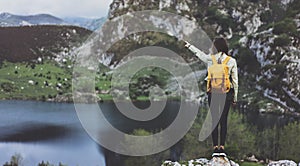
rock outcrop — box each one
[268,160,298,166]
[162,157,239,166]
[106,0,300,112]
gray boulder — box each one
[162,157,239,166]
[268,160,297,166]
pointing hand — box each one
[184,41,191,48]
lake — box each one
[0,100,297,166]
[0,100,181,166]
[0,100,105,166]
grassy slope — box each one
[0,59,116,101]
[0,61,72,100]
[0,25,92,101]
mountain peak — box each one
[0,12,64,26]
[0,12,13,19]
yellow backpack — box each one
[207,55,231,93]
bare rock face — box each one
[162,157,239,166]
[106,0,300,112]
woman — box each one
[185,37,238,157]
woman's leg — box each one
[220,89,233,146]
[219,99,230,146]
[208,92,221,147]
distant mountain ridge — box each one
[63,17,106,31]
[0,12,106,30]
[0,12,64,26]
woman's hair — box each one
[212,37,229,55]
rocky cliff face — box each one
[106,0,300,112]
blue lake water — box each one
[0,100,297,166]
[0,100,105,166]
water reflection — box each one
[0,100,105,166]
[0,100,297,166]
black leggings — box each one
[208,89,233,146]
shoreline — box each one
[1,97,300,118]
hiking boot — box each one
[212,147,220,157]
[218,147,227,157]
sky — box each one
[0,0,113,18]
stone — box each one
[162,157,239,166]
[208,157,239,166]
[246,155,259,162]
[268,160,297,166]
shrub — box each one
[237,47,261,74]
[260,10,272,23]
[205,6,234,29]
[278,122,300,162]
[286,0,300,17]
[273,34,291,47]
[226,112,256,159]
[3,153,23,166]
[255,126,279,160]
[269,3,286,22]
[273,19,297,36]
[123,129,170,166]
[1,82,16,92]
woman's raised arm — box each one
[185,41,211,64]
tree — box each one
[123,129,170,166]
[278,122,300,162]
[225,112,256,160]
[4,153,24,166]
[273,19,297,36]
[273,34,291,47]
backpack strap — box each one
[211,55,218,64]
[223,56,231,65]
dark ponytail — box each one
[212,37,229,55]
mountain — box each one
[0,12,65,26]
[0,12,106,31]
[0,25,92,62]
[63,17,106,31]
[105,0,300,112]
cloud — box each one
[0,0,113,18]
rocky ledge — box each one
[162,157,239,166]
[268,160,299,166]
[162,158,300,166]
